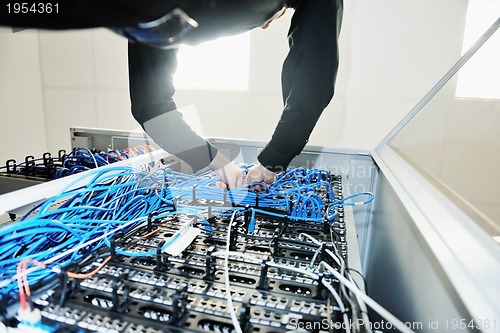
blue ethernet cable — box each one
[0,164,373,296]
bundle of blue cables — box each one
[53,146,153,179]
[0,163,373,297]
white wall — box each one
[0,28,46,164]
[339,0,469,149]
[0,0,470,164]
[38,28,136,155]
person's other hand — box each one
[209,152,244,190]
[260,7,286,29]
[245,163,276,188]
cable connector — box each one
[16,306,56,333]
[18,306,41,324]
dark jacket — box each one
[1,0,342,173]
[128,0,343,172]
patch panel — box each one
[0,165,374,333]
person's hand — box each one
[245,163,276,188]
[260,7,286,29]
[209,152,243,190]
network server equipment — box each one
[0,158,375,333]
[0,146,163,197]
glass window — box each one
[388,20,500,237]
[174,32,250,90]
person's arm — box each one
[128,41,220,172]
[247,0,343,183]
[128,42,243,188]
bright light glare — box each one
[455,0,500,99]
[174,32,250,90]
